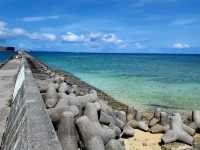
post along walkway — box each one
[0,58,21,144]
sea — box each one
[0,51,15,62]
[3,51,200,110]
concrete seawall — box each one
[1,57,62,150]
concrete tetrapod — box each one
[190,110,200,132]
[128,120,148,132]
[47,105,79,122]
[115,111,127,123]
[47,91,98,122]
[57,111,79,150]
[84,103,116,144]
[161,113,194,145]
[127,107,148,131]
[105,139,125,150]
[76,116,105,150]
[45,83,58,108]
[53,76,65,84]
[99,111,125,129]
[58,82,69,93]
[149,108,161,127]
[65,91,98,110]
[121,125,134,138]
[149,108,170,133]
[127,106,137,122]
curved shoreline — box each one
[24,52,196,116]
[25,52,129,112]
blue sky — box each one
[0,0,199,53]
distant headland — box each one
[0,46,15,52]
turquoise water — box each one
[31,52,200,110]
[0,52,15,62]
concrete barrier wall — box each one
[1,58,62,150]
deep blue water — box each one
[30,52,200,110]
[0,52,15,62]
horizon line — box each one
[26,51,200,55]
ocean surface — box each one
[30,52,200,110]
[0,52,15,62]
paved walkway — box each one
[0,58,20,144]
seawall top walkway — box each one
[0,54,62,150]
[0,57,20,144]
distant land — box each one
[0,46,15,52]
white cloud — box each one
[173,43,190,49]
[102,33,123,44]
[62,32,84,42]
[61,32,124,46]
[134,0,178,7]
[172,18,196,25]
[20,16,59,22]
[28,33,57,41]
[12,28,28,35]
[0,20,9,39]
[0,21,7,30]
[0,21,57,41]
[87,32,102,42]
[0,20,128,49]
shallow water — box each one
[31,52,200,110]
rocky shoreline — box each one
[22,52,200,150]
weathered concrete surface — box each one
[0,58,20,144]
[1,58,62,150]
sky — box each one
[0,0,199,53]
